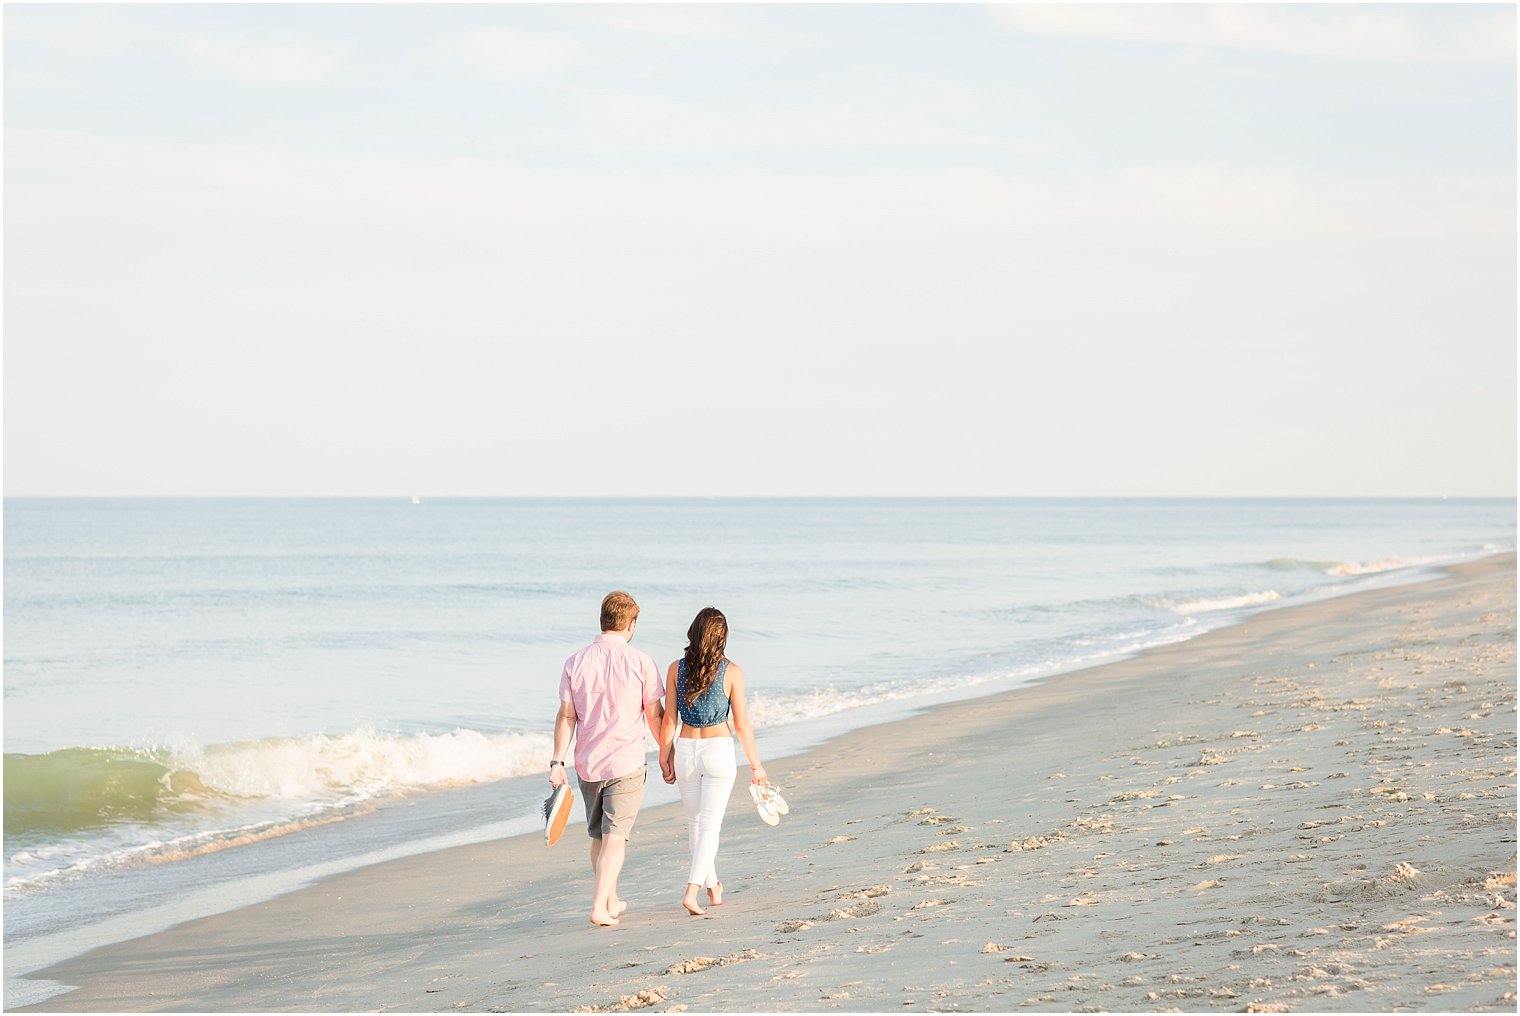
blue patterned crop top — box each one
[677,658,731,727]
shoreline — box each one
[13,553,1517,1012]
[3,554,1469,984]
[1,558,1478,985]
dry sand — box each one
[14,555,1516,1013]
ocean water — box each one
[3,497,1514,999]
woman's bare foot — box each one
[681,885,706,916]
[706,882,723,906]
[611,897,629,917]
[589,909,620,927]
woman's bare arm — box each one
[727,662,767,785]
[659,660,681,783]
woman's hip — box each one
[675,736,737,776]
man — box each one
[549,590,666,927]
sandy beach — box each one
[14,554,1516,1013]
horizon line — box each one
[3,493,1516,501]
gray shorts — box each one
[579,767,646,840]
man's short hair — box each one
[600,591,639,632]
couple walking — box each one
[548,591,770,926]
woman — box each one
[659,606,767,916]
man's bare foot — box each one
[706,882,723,906]
[589,910,620,927]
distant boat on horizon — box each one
[411,495,421,505]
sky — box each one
[4,3,1515,497]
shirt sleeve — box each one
[559,661,573,704]
[642,654,665,705]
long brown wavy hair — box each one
[682,607,729,708]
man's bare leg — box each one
[589,835,628,926]
[588,837,626,918]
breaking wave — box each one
[1321,554,1456,576]
[1262,557,1345,572]
[4,728,550,838]
[1145,590,1284,615]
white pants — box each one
[674,737,737,889]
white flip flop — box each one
[765,783,789,816]
[749,784,780,826]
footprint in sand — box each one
[1006,832,1065,852]
[571,986,669,1012]
[1110,790,1163,803]
[664,949,763,975]
[778,901,883,934]
[835,886,892,901]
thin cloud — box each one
[4,12,351,89]
[10,127,1507,250]
[5,68,87,96]
[421,25,586,81]
[174,30,350,87]
[559,5,764,41]
[988,4,1516,64]
[553,73,1061,161]
[2,7,120,57]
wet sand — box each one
[15,554,1516,1013]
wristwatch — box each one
[549,760,564,769]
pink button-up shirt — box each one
[560,632,665,782]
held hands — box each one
[660,746,676,785]
[750,763,768,786]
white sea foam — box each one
[5,813,354,896]
[745,621,1203,729]
[4,728,553,895]
[177,727,551,803]
[1146,590,1283,615]
[1065,623,1198,647]
[747,686,878,728]
[1322,554,1456,576]
[746,670,1063,730]
[1263,556,1343,571]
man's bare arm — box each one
[644,699,665,746]
[550,700,576,786]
